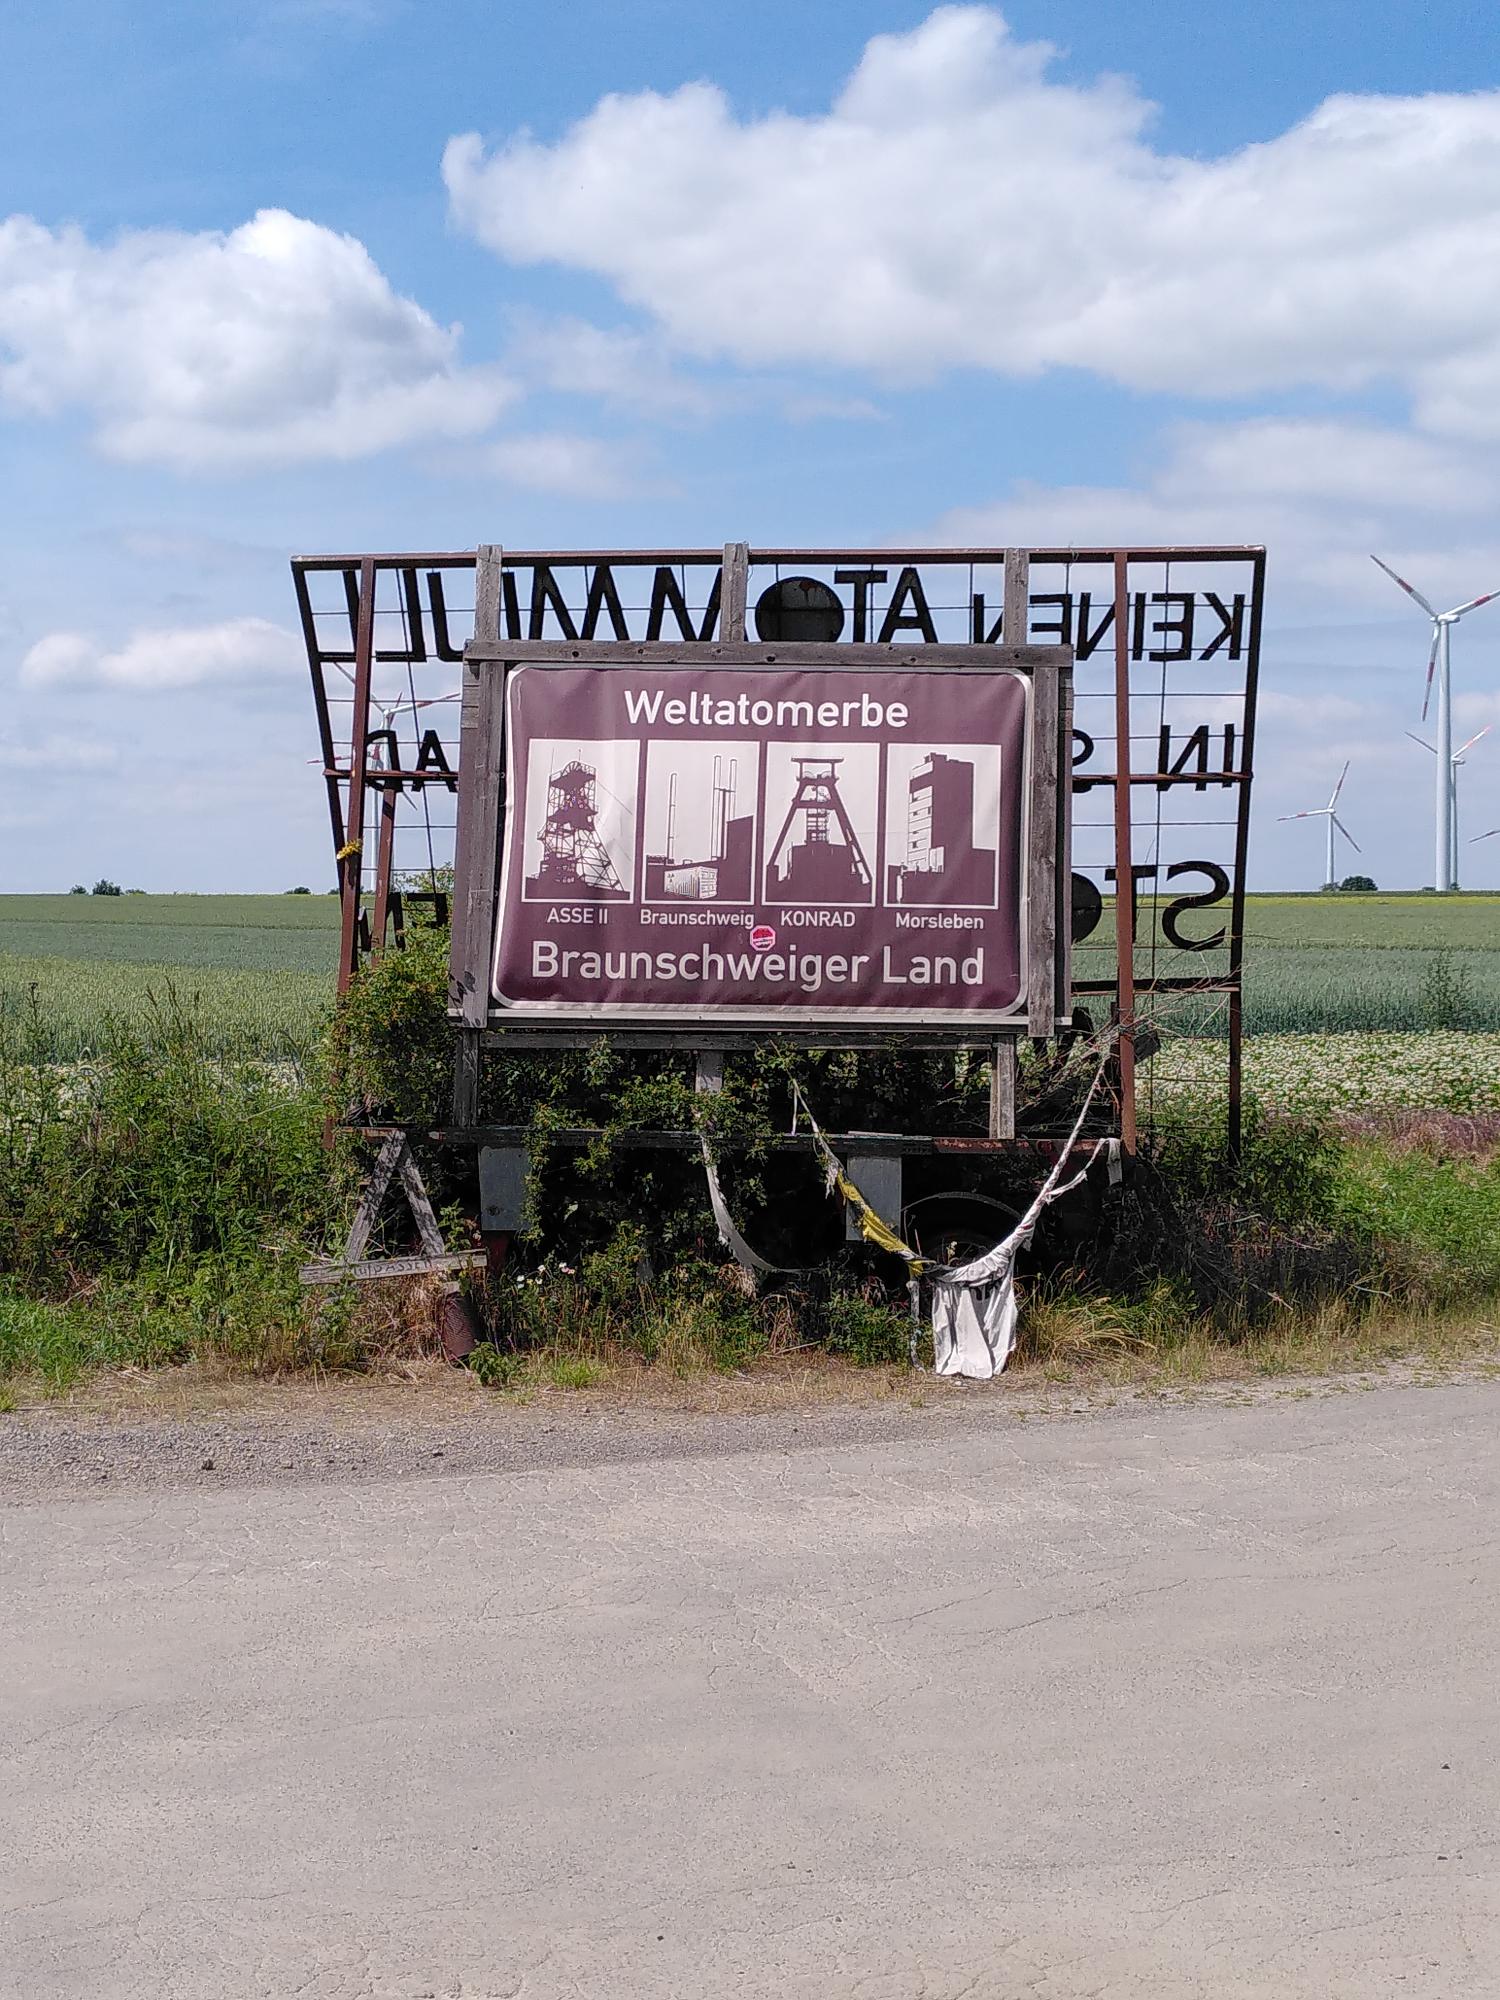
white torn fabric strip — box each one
[931,1141,1106,1380]
[698,1135,797,1276]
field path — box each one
[3,1379,1497,1997]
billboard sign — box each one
[491,661,1032,1024]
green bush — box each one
[823,1287,912,1366]
[1329,1142,1500,1305]
[0,990,334,1288]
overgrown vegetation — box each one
[3,906,1500,1407]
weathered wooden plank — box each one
[455,544,506,1032]
[720,542,749,642]
[452,1028,482,1126]
[1027,653,1060,1037]
[300,1251,488,1286]
[1002,546,1030,644]
[343,1130,406,1264]
[479,1026,1022,1051]
[396,1146,449,1257]
[988,1040,1017,1140]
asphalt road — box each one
[3,1382,1497,1998]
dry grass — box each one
[1014,1288,1500,1392]
[16,1289,1499,1427]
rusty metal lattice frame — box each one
[293,542,1265,1154]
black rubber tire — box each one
[900,1191,1023,1267]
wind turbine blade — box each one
[1447,588,1500,619]
[1406,731,1436,753]
[1332,816,1361,854]
[1276,811,1316,822]
[1371,554,1437,618]
[1470,828,1500,844]
[1421,626,1439,722]
[1453,724,1493,760]
[1328,760,1349,809]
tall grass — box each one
[0,987,355,1391]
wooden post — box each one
[988,1039,1017,1139]
[1002,546,1030,645]
[1026,655,1059,1038]
[1009,548,1060,1039]
[721,543,749,641]
[451,543,503,1124]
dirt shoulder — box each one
[3,1351,1498,1500]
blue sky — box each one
[4,0,1500,890]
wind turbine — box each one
[1406,725,1491,887]
[1371,556,1500,890]
[1278,761,1360,889]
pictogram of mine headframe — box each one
[767,756,873,903]
[527,759,630,898]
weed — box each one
[823,1287,912,1367]
[1421,951,1474,1031]
[545,1354,604,1390]
[468,1345,524,1390]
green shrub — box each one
[1329,1142,1500,1304]
[823,1287,912,1366]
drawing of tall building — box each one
[766,757,873,904]
[525,759,631,899]
[886,752,996,906]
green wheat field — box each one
[2,892,1498,1062]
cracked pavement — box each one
[2,1381,1497,1997]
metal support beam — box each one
[1111,551,1137,1153]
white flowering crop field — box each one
[1151,1031,1500,1115]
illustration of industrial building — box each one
[525,759,631,899]
[886,752,997,906]
[766,756,874,904]
[643,756,754,903]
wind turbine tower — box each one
[1371,556,1500,890]
[1278,762,1359,889]
[1405,726,1491,889]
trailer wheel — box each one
[900,1191,1022,1268]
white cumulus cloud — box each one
[445,6,1500,434]
[0,208,514,468]
[487,430,655,499]
[926,416,1500,611]
[505,313,717,416]
[20,617,303,690]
